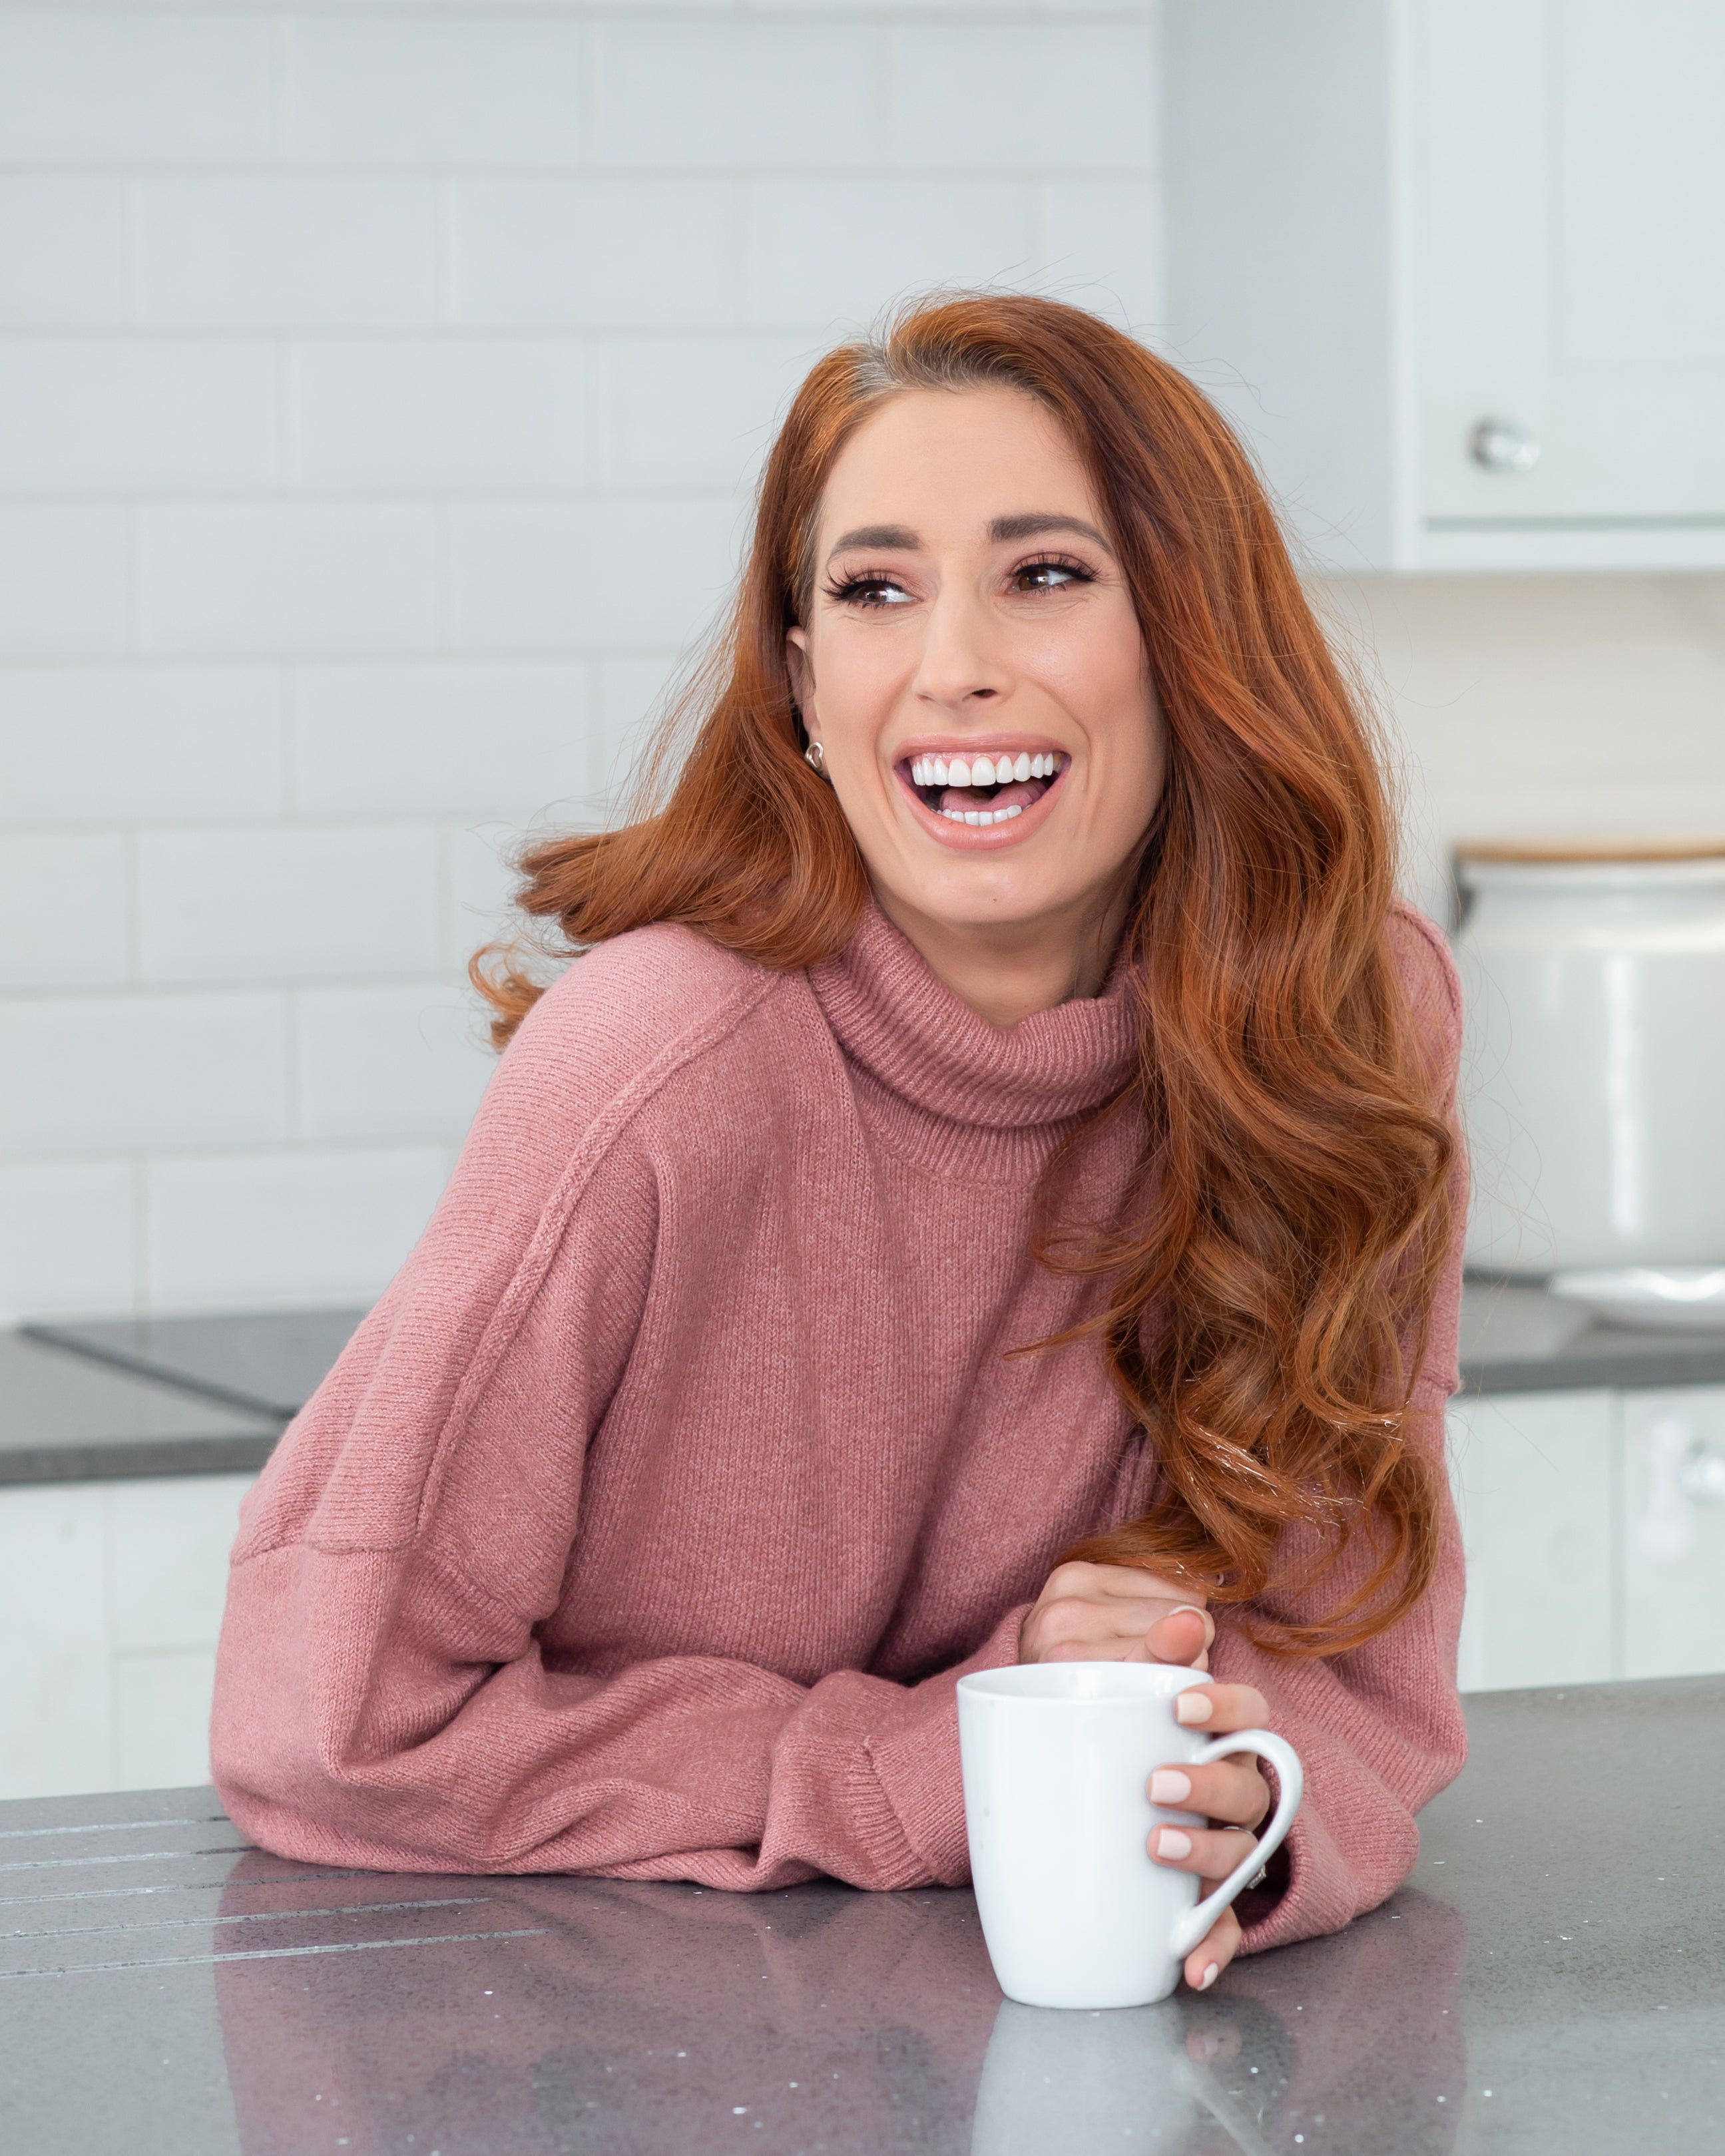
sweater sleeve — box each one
[1224,904,1471,1954]
[210,959,1020,1893]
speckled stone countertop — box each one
[3,1677,1720,2153]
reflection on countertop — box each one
[3,1677,1720,2154]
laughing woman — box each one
[212,294,1466,1994]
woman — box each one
[212,295,1466,1997]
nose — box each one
[909,585,1012,712]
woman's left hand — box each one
[1146,1681,1274,1992]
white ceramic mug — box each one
[955,1662,1303,2010]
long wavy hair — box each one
[474,294,1456,1656]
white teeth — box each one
[933,756,949,785]
[1013,752,1031,782]
[947,757,970,786]
[971,754,996,787]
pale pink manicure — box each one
[1150,1769,1192,1805]
[1176,1690,1214,1724]
[1156,1828,1193,1859]
[1198,1962,1219,1991]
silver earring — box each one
[804,742,825,775]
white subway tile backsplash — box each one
[592,653,686,807]
[296,984,494,1144]
[0,835,130,990]
[292,662,588,815]
[0,668,284,826]
[746,179,1037,331]
[595,338,810,490]
[0,1,1178,1328]
[0,178,130,327]
[144,1146,448,1311]
[0,507,129,659]
[449,821,529,976]
[0,13,280,165]
[593,22,883,166]
[0,341,281,495]
[446,495,742,654]
[138,825,441,984]
[0,1162,136,1323]
[887,24,1158,171]
[286,15,583,166]
[137,505,438,656]
[0,994,288,1156]
[1035,181,1164,327]
[136,178,441,329]
[447,179,744,328]
[289,341,587,493]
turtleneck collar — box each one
[808,899,1139,1133]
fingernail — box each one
[1156,1828,1193,1859]
[1176,1690,1214,1724]
[1150,1769,1192,1805]
[1198,1962,1219,1992]
[1170,1605,1208,1622]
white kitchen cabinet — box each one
[1166,0,1725,571]
[1620,1387,1725,1680]
[1447,1390,1616,1691]
[0,1472,254,1801]
[1449,1381,1725,1689]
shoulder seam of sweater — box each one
[234,961,794,1569]
[409,961,794,1544]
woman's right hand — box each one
[1019,1562,1213,1668]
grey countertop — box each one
[9,1282,1725,1486]
[1457,1279,1725,1393]
[0,1332,281,1485]
[1,1675,1719,2153]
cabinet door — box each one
[1620,1387,1725,1679]
[1421,0,1725,531]
[1447,1391,1615,1691]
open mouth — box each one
[899,750,1067,828]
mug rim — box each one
[957,1663,1212,1705]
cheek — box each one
[812,625,915,738]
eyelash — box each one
[822,554,1097,608]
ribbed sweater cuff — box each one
[865,1602,1029,1888]
[1237,1792,1367,1954]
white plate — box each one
[1548,1265,1725,1333]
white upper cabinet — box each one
[1166,0,1725,572]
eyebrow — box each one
[825,513,1110,563]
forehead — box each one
[816,384,1100,544]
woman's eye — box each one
[830,576,915,608]
[1011,560,1089,594]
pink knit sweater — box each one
[212,901,1467,1955]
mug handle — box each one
[1167,1729,1304,1961]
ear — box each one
[784,628,820,746]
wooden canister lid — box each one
[1453,835,1725,865]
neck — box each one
[870,881,1134,1028]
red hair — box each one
[474,294,1455,1656]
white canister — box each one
[1455,841,1725,1275]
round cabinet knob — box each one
[1468,417,1541,475]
